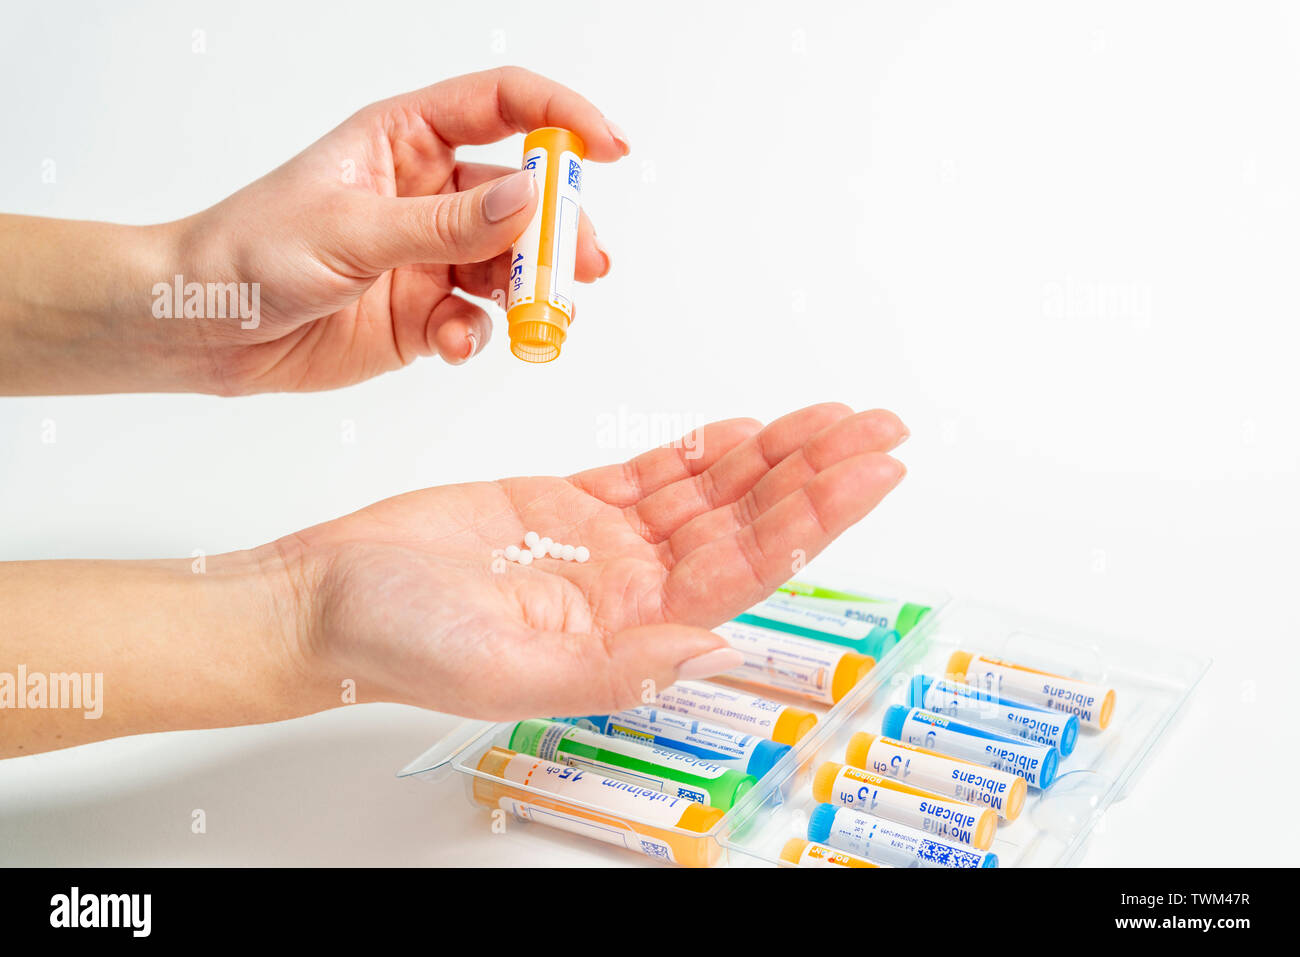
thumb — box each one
[354,169,537,272]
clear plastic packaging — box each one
[399,577,1208,867]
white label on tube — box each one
[922,679,1072,750]
[775,593,905,632]
[861,738,1019,818]
[494,751,696,830]
[598,708,762,768]
[654,681,789,738]
[497,797,676,863]
[715,619,848,704]
[507,147,547,311]
[964,655,1109,729]
[754,595,885,640]
[826,766,984,846]
[823,808,989,869]
[547,150,582,315]
[895,709,1052,787]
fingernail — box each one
[594,236,612,277]
[483,170,535,222]
[463,332,478,360]
[677,647,745,680]
[897,427,911,445]
[605,118,631,155]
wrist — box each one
[119,220,215,392]
[0,214,208,394]
[232,539,339,720]
[258,533,416,710]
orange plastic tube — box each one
[471,747,722,867]
[506,127,586,362]
[780,838,884,868]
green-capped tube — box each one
[507,718,756,809]
[774,582,932,637]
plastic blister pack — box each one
[399,577,1208,867]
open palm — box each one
[281,404,907,719]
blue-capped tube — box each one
[561,707,791,779]
[909,675,1079,756]
[807,803,997,869]
[882,705,1060,789]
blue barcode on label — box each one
[640,840,670,859]
[917,839,982,868]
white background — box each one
[2,0,1297,866]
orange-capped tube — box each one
[652,680,818,745]
[947,650,1116,730]
[714,618,875,705]
[780,838,886,868]
[472,747,721,867]
[506,127,586,362]
[812,761,997,850]
[846,732,1027,821]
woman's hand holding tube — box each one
[0,67,624,397]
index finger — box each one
[388,66,629,162]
